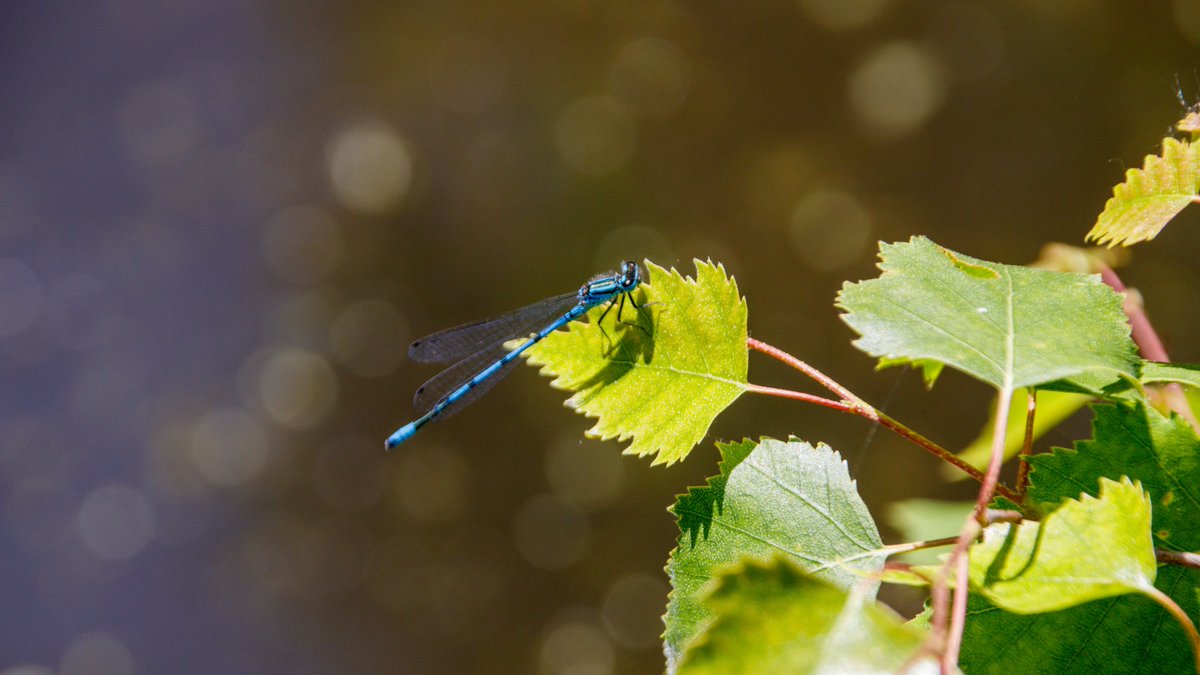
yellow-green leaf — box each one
[1087,137,1200,247]
[969,477,1157,613]
[523,259,747,465]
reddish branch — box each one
[1099,266,1198,429]
[745,338,1019,503]
[929,383,1014,671]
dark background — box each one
[2,1,1199,673]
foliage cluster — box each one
[520,112,1200,672]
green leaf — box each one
[1143,361,1200,391]
[877,355,944,388]
[878,566,940,587]
[838,237,1139,391]
[947,389,1092,480]
[664,439,884,670]
[969,477,1157,613]
[957,465,1200,672]
[1028,401,1200,552]
[885,498,973,565]
[523,259,748,465]
[1087,137,1200,248]
[677,556,927,674]
[959,567,1200,675]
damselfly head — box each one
[618,260,641,289]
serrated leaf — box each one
[948,467,1200,672]
[946,389,1092,480]
[664,439,884,671]
[838,237,1139,391]
[958,567,1200,675]
[523,259,747,465]
[677,556,927,675]
[969,477,1157,613]
[1028,401,1200,552]
[1087,137,1200,247]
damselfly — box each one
[386,261,643,448]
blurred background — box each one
[2,1,1199,673]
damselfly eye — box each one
[621,261,638,286]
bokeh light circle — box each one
[848,42,947,139]
[189,409,270,487]
[789,189,873,271]
[258,349,339,430]
[327,119,414,214]
[555,97,637,176]
[76,484,157,562]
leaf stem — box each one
[984,509,1025,524]
[1157,549,1200,570]
[742,384,854,411]
[942,534,973,674]
[1099,265,1199,429]
[936,384,1015,673]
[745,339,1019,503]
[747,337,859,402]
[1015,388,1036,499]
[882,536,960,556]
[884,515,1025,561]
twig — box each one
[1157,549,1200,570]
[745,339,1020,503]
[1099,266,1199,429]
[748,337,858,402]
[743,384,855,411]
[936,384,1015,672]
[984,509,1024,524]
[883,536,960,557]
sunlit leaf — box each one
[838,237,1139,391]
[664,439,884,671]
[677,556,927,674]
[1087,137,1200,247]
[1028,401,1200,553]
[523,259,747,465]
[969,478,1157,613]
